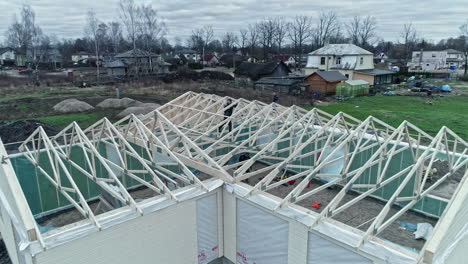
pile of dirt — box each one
[160,70,234,83]
[96,97,142,109]
[0,120,59,150]
[53,99,94,113]
[116,103,161,118]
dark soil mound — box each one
[0,120,59,150]
[160,70,234,83]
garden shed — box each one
[305,71,347,97]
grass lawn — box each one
[308,95,468,139]
[33,110,121,129]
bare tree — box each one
[119,0,139,50]
[247,23,259,56]
[346,16,361,45]
[188,28,205,61]
[108,22,123,53]
[6,4,39,53]
[222,32,238,53]
[288,15,313,70]
[239,29,248,56]
[312,11,340,47]
[138,4,166,52]
[258,18,277,60]
[274,17,288,53]
[85,9,101,83]
[400,22,418,60]
[460,20,468,75]
[346,16,377,47]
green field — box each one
[34,110,121,129]
[309,95,468,139]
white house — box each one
[305,44,394,85]
[71,52,91,62]
[408,49,465,71]
[0,47,16,66]
[175,49,201,62]
[305,44,375,80]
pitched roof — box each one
[255,76,305,86]
[309,44,373,56]
[272,54,294,61]
[355,69,396,76]
[0,47,15,55]
[310,71,347,82]
[234,61,291,80]
[115,49,159,58]
[345,80,369,85]
[445,49,463,54]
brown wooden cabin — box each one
[305,71,347,97]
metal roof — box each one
[309,71,348,82]
[309,44,373,56]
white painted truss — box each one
[0,91,467,263]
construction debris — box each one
[0,120,59,149]
[53,99,94,113]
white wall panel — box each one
[197,194,219,264]
[236,200,288,264]
[223,190,237,263]
[287,221,308,264]
[307,233,372,264]
[34,199,199,264]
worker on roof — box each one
[219,98,237,132]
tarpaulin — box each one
[197,194,219,264]
[307,233,372,264]
[236,200,288,264]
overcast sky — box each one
[0,0,467,45]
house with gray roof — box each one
[305,44,394,86]
[105,49,170,77]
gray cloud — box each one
[0,0,466,44]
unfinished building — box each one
[0,92,467,264]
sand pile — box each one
[97,98,141,109]
[117,103,161,118]
[53,99,94,113]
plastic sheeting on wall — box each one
[106,144,123,177]
[197,194,219,264]
[307,233,372,264]
[236,200,288,264]
[319,145,345,184]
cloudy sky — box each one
[0,0,467,44]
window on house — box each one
[336,57,342,65]
[360,57,364,65]
[426,64,430,66]
[345,74,349,79]
[320,57,326,65]
[432,53,436,58]
[416,53,420,57]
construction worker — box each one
[238,153,251,183]
[272,93,279,104]
[219,99,237,132]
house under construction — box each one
[0,92,467,264]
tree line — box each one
[3,2,468,71]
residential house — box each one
[254,76,305,94]
[272,54,296,67]
[234,61,291,83]
[175,49,200,62]
[105,48,170,77]
[305,44,395,86]
[353,69,395,85]
[0,47,16,66]
[204,54,220,67]
[26,48,63,69]
[408,49,465,71]
[71,52,91,63]
[304,71,347,97]
[220,54,246,68]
